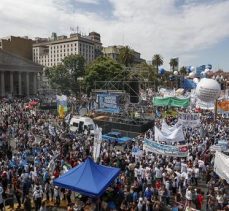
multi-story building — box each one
[33,32,102,67]
[102,45,145,64]
[0,36,33,60]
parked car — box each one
[102,132,132,144]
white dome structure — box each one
[196,78,221,102]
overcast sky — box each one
[0,0,229,70]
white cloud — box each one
[74,0,99,4]
[0,0,229,69]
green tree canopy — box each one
[118,46,135,67]
[169,58,178,72]
[45,54,85,95]
[45,64,71,94]
[180,66,187,75]
[85,57,129,93]
[132,62,159,87]
[152,54,163,72]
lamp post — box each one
[77,77,84,98]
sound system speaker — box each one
[129,80,139,103]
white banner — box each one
[177,112,201,127]
[143,139,188,157]
[155,125,184,143]
[93,125,102,161]
[214,151,229,183]
[161,120,178,135]
[196,99,214,110]
[159,88,176,97]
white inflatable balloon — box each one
[190,66,195,71]
[174,71,178,75]
[196,78,221,102]
[189,72,195,78]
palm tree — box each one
[180,66,187,76]
[152,54,163,73]
[118,46,135,67]
[169,58,178,72]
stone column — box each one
[33,72,37,95]
[0,71,5,97]
[26,72,30,96]
[10,72,14,95]
[18,72,22,95]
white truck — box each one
[69,116,95,135]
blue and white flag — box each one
[64,113,71,125]
[132,146,143,157]
[93,125,102,161]
[48,125,56,137]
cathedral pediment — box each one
[0,49,42,72]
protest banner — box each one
[214,151,229,183]
[143,138,188,157]
[177,112,200,127]
[97,93,120,113]
[161,120,178,135]
[155,126,185,143]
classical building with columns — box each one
[0,49,42,97]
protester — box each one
[0,97,228,211]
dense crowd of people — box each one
[0,98,229,211]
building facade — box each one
[0,36,33,60]
[33,32,102,67]
[0,49,42,97]
[102,45,144,64]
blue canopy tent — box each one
[53,157,120,198]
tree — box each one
[84,57,128,93]
[180,66,187,76]
[118,46,135,67]
[46,54,85,95]
[45,64,71,94]
[169,58,178,72]
[152,54,163,73]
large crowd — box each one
[0,98,229,211]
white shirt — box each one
[185,189,192,200]
[155,167,162,178]
[194,168,199,178]
[181,163,187,173]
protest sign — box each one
[155,126,185,143]
[177,112,200,127]
[143,138,188,157]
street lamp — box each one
[77,77,84,98]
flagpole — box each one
[214,99,218,132]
